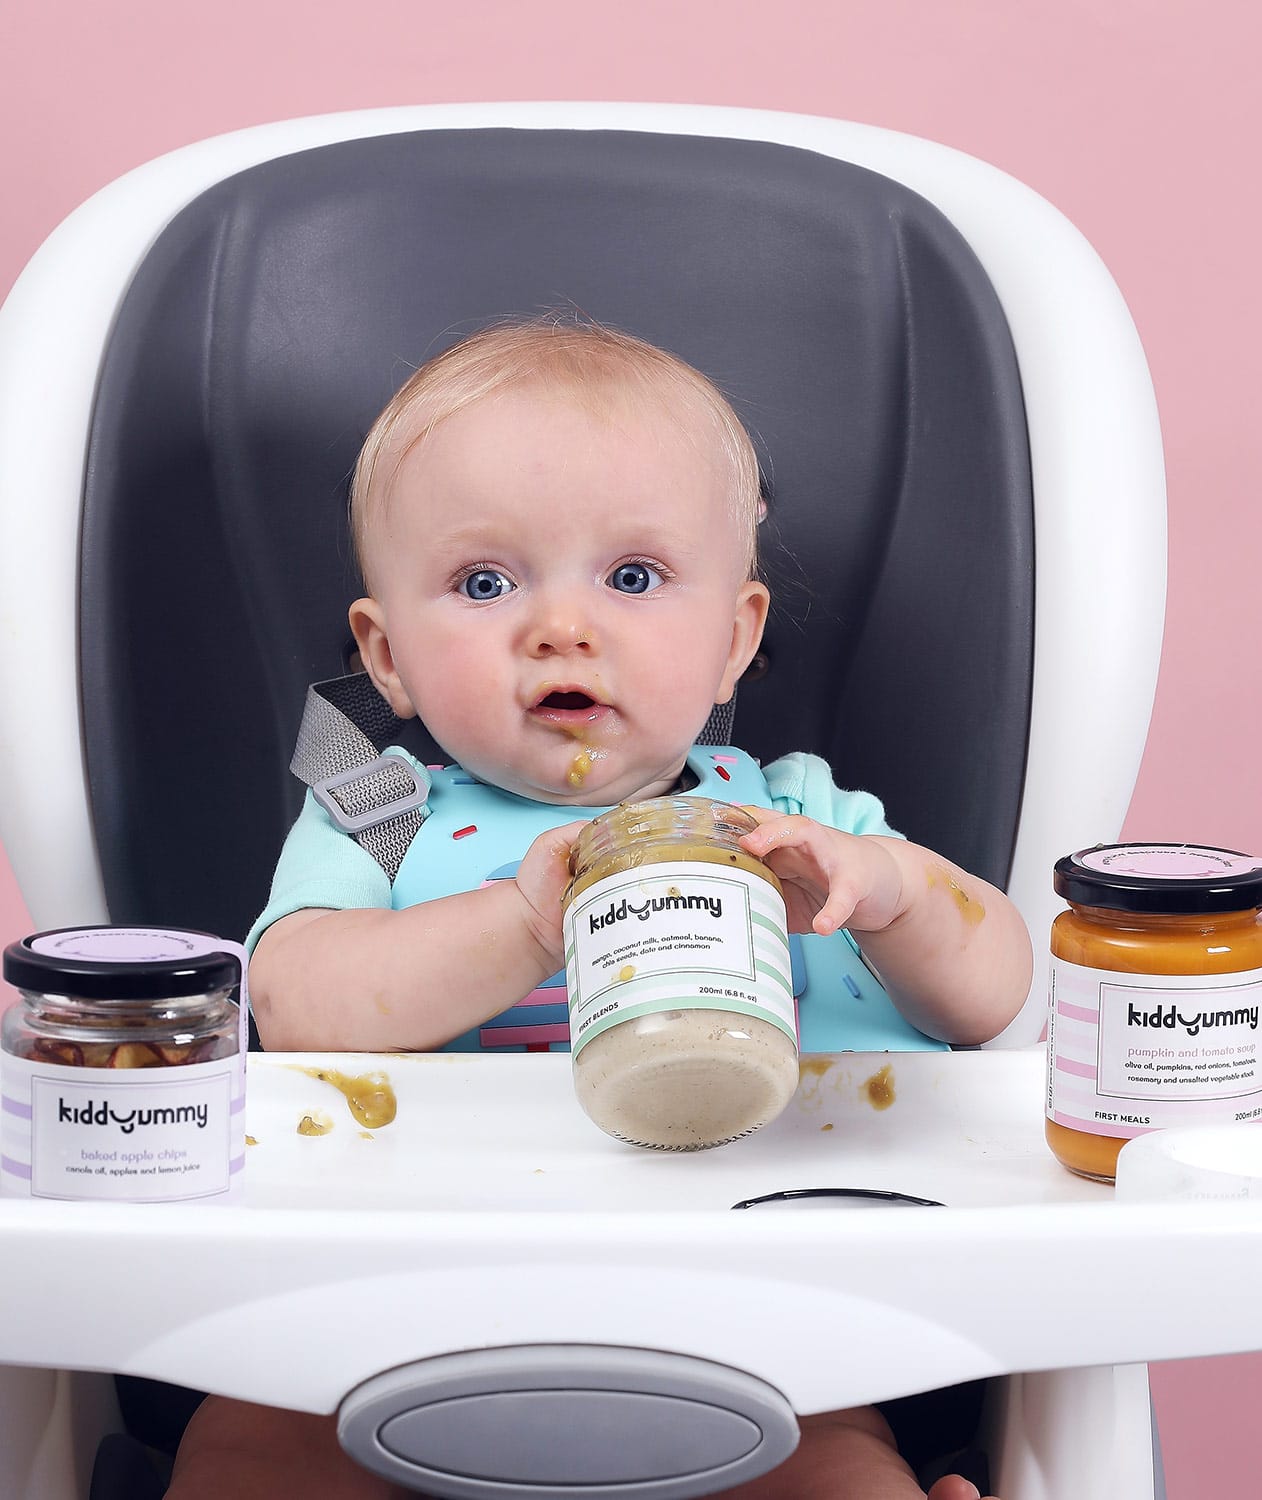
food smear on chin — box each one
[532,684,608,788]
[568,745,595,786]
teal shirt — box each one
[249,746,946,1054]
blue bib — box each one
[391,746,944,1055]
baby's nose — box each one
[525,604,595,657]
[529,623,594,656]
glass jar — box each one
[563,796,799,1150]
[1045,844,1262,1182]
[2,926,246,1202]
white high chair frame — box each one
[0,102,1249,1500]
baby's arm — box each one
[250,821,585,1051]
[738,813,1031,1045]
[722,1408,996,1500]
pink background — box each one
[1,0,1258,1491]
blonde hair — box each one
[350,317,762,586]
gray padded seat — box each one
[81,127,1031,947]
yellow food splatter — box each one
[245,1135,259,1147]
[297,1111,334,1137]
[799,1057,833,1079]
[863,1064,896,1111]
[618,964,636,982]
[291,1066,398,1130]
[927,864,985,926]
[820,1122,834,1132]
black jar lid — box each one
[1054,844,1262,914]
[3,926,240,999]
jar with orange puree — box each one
[1046,844,1262,1182]
[563,796,799,1151]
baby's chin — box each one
[471,756,686,808]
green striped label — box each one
[563,860,796,1055]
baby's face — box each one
[351,383,768,805]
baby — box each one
[169,319,1029,1499]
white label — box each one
[1047,955,1262,1139]
[563,859,796,1055]
[1,1053,243,1202]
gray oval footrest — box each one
[338,1344,800,1500]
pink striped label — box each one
[1046,953,1262,1139]
[1055,1054,1097,1079]
[1056,999,1099,1024]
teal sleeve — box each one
[244,788,393,953]
[761,752,903,839]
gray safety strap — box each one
[289,673,739,884]
[291,674,430,883]
[697,698,735,746]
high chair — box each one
[1,102,1242,1500]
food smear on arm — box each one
[926,864,985,926]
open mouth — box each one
[538,691,597,711]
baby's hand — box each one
[925,1476,1000,1500]
[513,821,589,966]
[737,809,906,938]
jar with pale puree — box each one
[563,797,799,1150]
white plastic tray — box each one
[3,1049,1261,1416]
[241,1047,1098,1212]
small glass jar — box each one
[2,927,246,1202]
[562,796,799,1151]
[1045,844,1262,1183]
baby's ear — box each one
[716,580,771,705]
[347,597,418,719]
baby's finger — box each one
[925,1477,983,1500]
[736,804,779,827]
[543,820,590,857]
[736,810,817,858]
[811,879,860,936]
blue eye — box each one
[607,561,663,595]
[459,568,515,601]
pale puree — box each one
[564,798,800,1151]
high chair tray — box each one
[3,1048,1261,1416]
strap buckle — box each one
[313,754,430,835]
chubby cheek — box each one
[399,633,500,745]
[645,617,733,702]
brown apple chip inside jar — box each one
[31,1038,85,1066]
[24,1036,230,1068]
[153,1042,195,1065]
[107,1042,166,1068]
